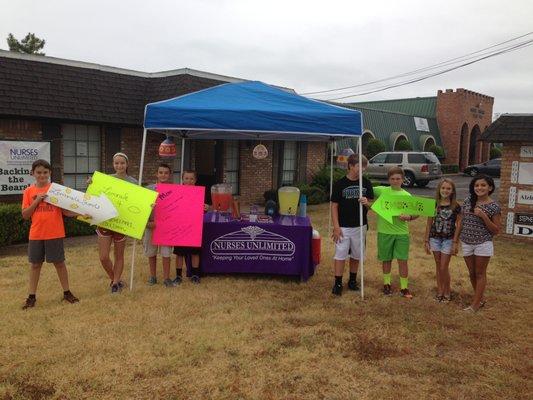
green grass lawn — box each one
[0,203,531,400]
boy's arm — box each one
[331,202,342,242]
[21,194,46,220]
[62,209,91,218]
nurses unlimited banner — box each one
[0,141,50,194]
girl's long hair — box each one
[469,174,495,212]
[435,178,459,210]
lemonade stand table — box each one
[199,212,315,281]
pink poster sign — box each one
[152,183,205,247]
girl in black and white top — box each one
[459,175,501,312]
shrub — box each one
[395,139,412,151]
[428,144,445,159]
[310,165,346,194]
[0,203,95,247]
[263,189,277,203]
[440,164,459,174]
[295,184,328,205]
[490,146,502,159]
[365,138,386,159]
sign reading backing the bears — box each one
[83,171,157,239]
[372,194,436,223]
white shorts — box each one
[461,241,494,257]
[334,226,367,261]
[143,229,173,258]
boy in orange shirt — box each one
[21,159,81,309]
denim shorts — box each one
[429,237,454,255]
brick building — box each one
[341,88,494,169]
[0,50,326,205]
[481,114,533,242]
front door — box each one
[194,140,223,204]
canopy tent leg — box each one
[129,128,148,291]
[328,140,334,237]
[358,136,364,300]
[180,137,185,183]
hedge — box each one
[0,203,95,247]
[441,164,460,174]
[490,147,502,159]
[365,138,386,159]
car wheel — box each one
[416,180,429,187]
[469,168,478,177]
[403,172,415,187]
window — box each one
[385,153,402,163]
[370,154,387,164]
[62,124,100,190]
[224,141,239,194]
[408,153,439,164]
[281,141,298,186]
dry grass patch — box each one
[0,203,532,399]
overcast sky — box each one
[1,0,532,116]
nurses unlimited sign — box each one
[0,141,51,194]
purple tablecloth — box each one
[199,212,315,281]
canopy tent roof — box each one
[143,81,362,141]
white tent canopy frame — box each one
[131,128,365,299]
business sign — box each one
[515,213,533,226]
[0,140,51,194]
[512,214,533,238]
[414,117,430,132]
[210,226,295,261]
[518,162,533,185]
[514,224,533,238]
[520,146,533,158]
[517,190,533,205]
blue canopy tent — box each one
[135,81,366,296]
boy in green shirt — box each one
[373,167,418,298]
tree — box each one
[395,139,412,151]
[365,138,386,158]
[428,144,445,159]
[490,146,502,159]
[7,33,46,55]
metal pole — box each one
[359,136,364,300]
[328,139,334,237]
[180,137,185,183]
[129,128,148,291]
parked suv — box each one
[366,151,442,187]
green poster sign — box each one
[371,194,436,224]
[82,171,157,239]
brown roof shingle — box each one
[0,51,238,125]
[480,114,533,142]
